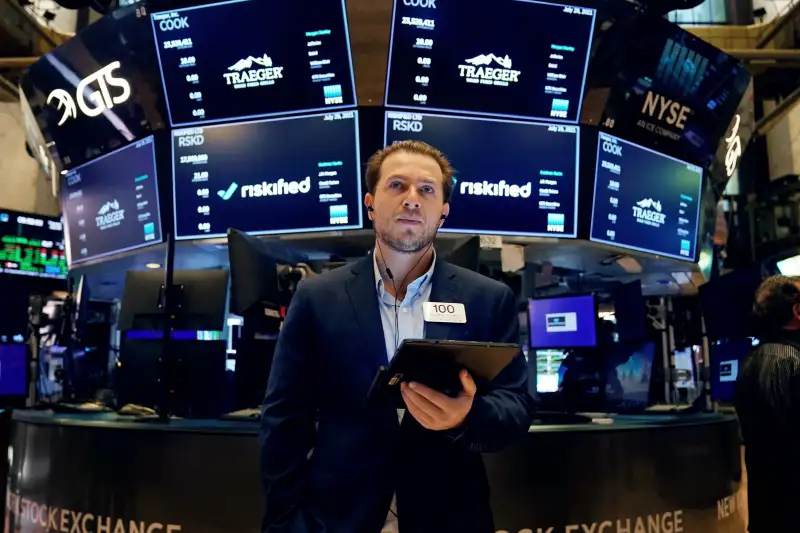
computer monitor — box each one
[446,237,480,273]
[605,342,655,409]
[673,346,697,389]
[0,343,28,397]
[535,349,569,394]
[710,337,756,402]
[614,281,646,342]
[118,269,229,332]
[227,229,281,319]
[528,294,598,349]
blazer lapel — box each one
[425,260,464,341]
[345,254,389,368]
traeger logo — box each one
[458,54,521,87]
[641,91,692,130]
[632,198,666,228]
[95,199,125,230]
[223,54,284,90]
[47,61,131,126]
[459,179,531,198]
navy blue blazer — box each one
[260,254,535,533]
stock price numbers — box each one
[192,109,205,118]
[401,16,435,28]
[196,188,209,197]
[179,154,208,164]
[197,222,211,232]
[186,74,199,83]
[193,171,209,181]
[606,229,616,240]
[417,57,432,67]
[164,38,193,49]
[197,205,210,215]
[609,197,618,207]
[608,213,617,223]
[189,92,202,101]
[415,75,430,85]
[415,38,433,48]
[413,94,428,103]
[180,56,196,67]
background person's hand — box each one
[401,369,477,431]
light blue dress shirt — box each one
[372,251,436,362]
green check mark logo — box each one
[217,182,238,200]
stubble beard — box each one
[377,224,437,254]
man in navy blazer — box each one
[260,140,535,533]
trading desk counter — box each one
[5,411,744,533]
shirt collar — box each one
[373,249,436,301]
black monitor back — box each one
[227,228,280,316]
[118,269,229,331]
[446,237,480,273]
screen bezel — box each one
[383,111,580,238]
[527,293,599,350]
[171,110,363,241]
[588,132,704,262]
[61,135,164,266]
[382,0,597,124]
[149,0,358,127]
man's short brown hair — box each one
[365,140,455,202]
[753,275,800,329]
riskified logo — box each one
[96,199,125,230]
[458,54,521,87]
[217,182,238,200]
[460,179,531,198]
[47,61,131,126]
[219,178,312,199]
[223,54,284,89]
[632,198,666,227]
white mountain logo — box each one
[464,54,513,69]
[633,198,666,227]
[223,53,284,89]
[636,198,662,212]
[459,53,520,87]
[95,199,125,230]
[228,54,273,72]
[97,200,120,215]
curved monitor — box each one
[151,0,356,126]
[172,111,362,240]
[590,132,704,261]
[384,111,579,237]
[61,137,163,265]
[385,0,595,122]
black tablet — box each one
[366,339,519,408]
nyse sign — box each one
[46,61,132,126]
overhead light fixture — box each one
[145,263,161,269]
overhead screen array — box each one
[590,133,704,261]
[150,0,356,126]
[172,112,361,240]
[383,0,594,238]
[385,0,595,122]
[62,137,163,265]
[386,112,579,237]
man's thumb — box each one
[460,369,477,397]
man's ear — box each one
[364,192,374,220]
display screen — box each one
[62,136,163,265]
[528,295,597,349]
[0,344,27,396]
[0,210,66,279]
[385,0,595,122]
[19,4,166,169]
[173,111,362,240]
[535,349,568,393]
[710,338,756,401]
[151,0,356,127]
[673,346,697,389]
[385,111,579,237]
[605,342,655,407]
[584,15,751,166]
[590,133,704,261]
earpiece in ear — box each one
[440,214,447,220]
[367,206,374,212]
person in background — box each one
[259,140,535,533]
[736,274,800,533]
